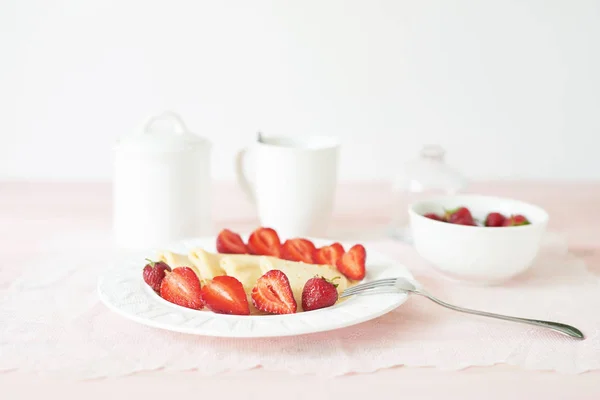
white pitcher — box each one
[113,111,212,250]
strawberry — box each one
[201,276,250,315]
[314,242,345,266]
[281,238,316,263]
[336,244,366,281]
[424,213,444,222]
[251,270,297,314]
[485,212,506,227]
[216,228,248,254]
[445,207,476,226]
[247,227,282,257]
[159,267,203,310]
[302,276,339,311]
[503,214,530,226]
[142,258,172,292]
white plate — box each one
[98,237,414,338]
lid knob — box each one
[141,110,190,136]
[116,110,209,152]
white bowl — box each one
[408,194,549,285]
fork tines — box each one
[340,278,399,298]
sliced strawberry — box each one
[247,227,281,257]
[313,242,345,266]
[201,276,250,315]
[159,267,203,310]
[216,228,248,254]
[336,244,366,281]
[251,270,297,314]
[302,276,339,311]
[281,238,316,263]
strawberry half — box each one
[216,228,248,254]
[251,270,297,314]
[313,242,345,266]
[142,258,172,292]
[336,244,366,281]
[159,267,203,310]
[281,238,316,263]
[247,227,282,257]
[302,276,339,311]
[201,276,250,315]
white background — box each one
[1,0,599,182]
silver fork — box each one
[341,277,585,340]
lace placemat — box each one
[1,231,598,379]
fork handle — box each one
[416,291,585,340]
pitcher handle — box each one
[235,147,256,205]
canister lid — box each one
[116,111,210,152]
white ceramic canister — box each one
[113,111,212,251]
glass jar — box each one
[388,144,467,241]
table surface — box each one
[2,181,600,399]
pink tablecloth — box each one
[2,181,600,399]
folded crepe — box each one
[187,248,226,283]
[155,249,263,284]
[156,250,201,279]
[156,248,354,311]
[220,255,269,293]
